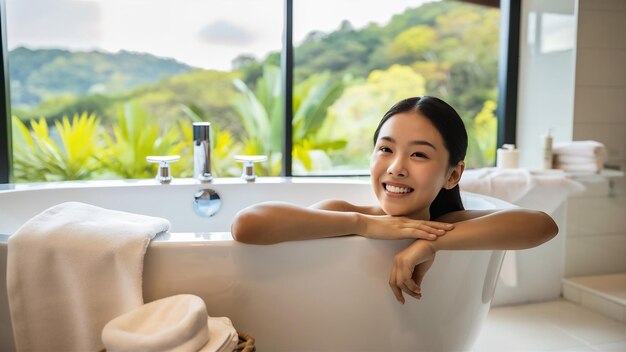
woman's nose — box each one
[387,156,407,177]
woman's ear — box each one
[444,161,465,190]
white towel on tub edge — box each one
[7,201,170,352]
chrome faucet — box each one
[193,122,213,182]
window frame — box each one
[0,0,520,183]
[0,0,11,183]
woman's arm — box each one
[231,201,455,245]
[431,209,558,251]
[231,201,361,244]
[388,209,558,303]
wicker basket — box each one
[235,332,256,352]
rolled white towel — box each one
[554,161,602,173]
[102,294,239,352]
[553,140,607,158]
[554,154,598,164]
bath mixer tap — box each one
[235,155,267,182]
[146,155,180,184]
[193,122,213,182]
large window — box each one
[3,0,500,182]
[291,0,500,175]
[5,0,283,181]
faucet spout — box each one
[193,122,213,182]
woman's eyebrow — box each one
[380,136,396,143]
[380,136,436,150]
[410,140,437,150]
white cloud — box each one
[5,0,434,70]
[6,0,102,50]
[198,20,255,46]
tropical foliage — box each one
[465,100,498,168]
[9,1,500,182]
[11,100,248,182]
[232,65,347,175]
[12,113,103,181]
[97,102,183,179]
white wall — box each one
[517,0,577,170]
[565,0,626,277]
[517,0,626,277]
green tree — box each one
[324,65,427,168]
[389,25,439,63]
[9,47,193,108]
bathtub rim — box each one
[0,176,517,241]
[0,176,372,193]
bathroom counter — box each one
[566,168,624,178]
[461,167,585,213]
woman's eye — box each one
[379,146,392,153]
[411,152,428,158]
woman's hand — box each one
[389,240,437,304]
[360,214,454,240]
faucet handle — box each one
[234,155,267,182]
[146,155,180,184]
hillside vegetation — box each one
[11,0,499,181]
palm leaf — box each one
[12,114,103,181]
[293,74,346,140]
[232,79,271,144]
[99,101,181,179]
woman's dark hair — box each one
[372,96,468,220]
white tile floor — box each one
[473,299,626,351]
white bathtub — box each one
[0,178,513,351]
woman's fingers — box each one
[363,215,454,240]
[389,266,405,304]
[414,221,454,231]
[389,242,437,304]
[402,227,444,240]
[399,281,421,298]
[402,220,453,230]
[402,221,454,240]
[414,221,454,233]
[390,261,423,304]
[390,277,421,304]
[412,259,435,287]
[401,268,421,295]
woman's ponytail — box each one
[429,185,464,220]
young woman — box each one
[231,96,558,304]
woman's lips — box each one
[383,182,414,195]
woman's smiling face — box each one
[370,110,455,219]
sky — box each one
[6,0,434,70]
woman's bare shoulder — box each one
[310,199,384,215]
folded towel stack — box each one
[552,140,607,173]
[102,294,239,352]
